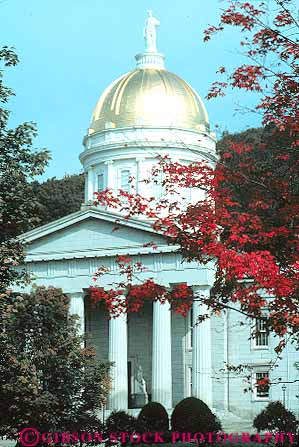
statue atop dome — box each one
[143,10,160,53]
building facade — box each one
[18,13,299,430]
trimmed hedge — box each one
[253,401,298,434]
[137,401,169,432]
[171,397,222,434]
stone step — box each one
[215,410,253,433]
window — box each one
[120,169,131,192]
[253,371,270,400]
[97,173,104,191]
[254,318,269,348]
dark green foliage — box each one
[0,286,110,440]
[105,411,137,437]
[137,401,169,432]
[253,401,298,434]
[0,47,49,292]
[171,397,222,434]
[31,174,85,228]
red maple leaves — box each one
[90,256,194,317]
[89,0,299,346]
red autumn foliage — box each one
[90,0,299,347]
[90,256,194,317]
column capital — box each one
[192,284,212,290]
[192,285,212,302]
[104,160,114,166]
[67,291,85,298]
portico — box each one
[69,281,214,411]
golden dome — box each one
[89,68,209,134]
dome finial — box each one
[135,10,165,69]
[143,10,160,53]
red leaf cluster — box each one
[90,257,194,317]
[89,0,299,344]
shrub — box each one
[137,401,169,432]
[171,397,222,434]
[105,410,137,438]
[253,401,298,434]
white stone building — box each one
[18,13,299,430]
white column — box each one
[223,310,229,411]
[136,157,147,196]
[69,292,85,343]
[84,171,88,202]
[152,300,172,408]
[192,286,213,407]
[105,160,114,189]
[87,166,94,201]
[108,312,128,410]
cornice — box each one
[24,244,180,263]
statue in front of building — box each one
[135,365,148,405]
[143,10,160,53]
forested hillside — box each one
[30,174,85,229]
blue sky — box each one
[2,0,261,180]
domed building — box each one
[81,34,215,207]
[18,12,299,430]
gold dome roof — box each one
[89,68,210,134]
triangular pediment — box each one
[19,207,169,262]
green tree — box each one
[0,46,49,292]
[0,49,110,443]
[0,286,110,442]
[31,174,85,228]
